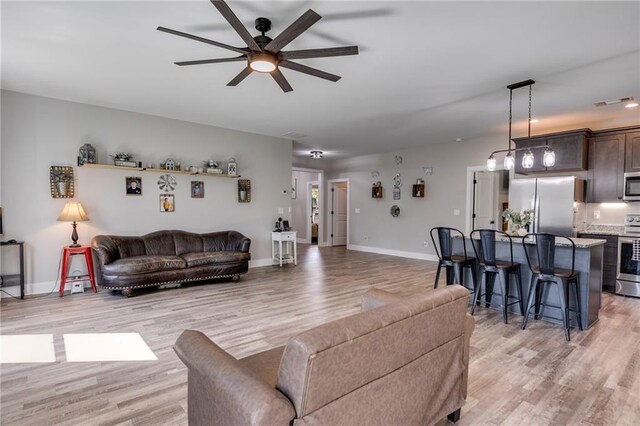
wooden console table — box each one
[0,241,25,299]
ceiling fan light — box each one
[249,53,277,73]
[522,149,535,169]
[543,147,556,167]
[487,154,497,171]
[503,151,515,170]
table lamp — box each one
[57,202,89,247]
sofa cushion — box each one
[174,231,204,256]
[181,251,251,267]
[202,232,229,252]
[110,236,147,259]
[103,255,187,276]
[142,231,176,256]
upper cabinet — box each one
[587,132,625,202]
[513,129,589,174]
[624,131,640,172]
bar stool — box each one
[469,229,524,324]
[521,233,582,341]
[430,227,478,293]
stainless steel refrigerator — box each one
[508,176,585,237]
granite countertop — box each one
[454,234,605,248]
[579,225,624,236]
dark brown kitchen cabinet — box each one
[578,233,618,293]
[624,131,640,172]
[514,130,589,174]
[587,133,625,202]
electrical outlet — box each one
[355,208,361,213]
[453,209,460,216]
[593,210,601,220]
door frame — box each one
[306,180,319,244]
[292,167,324,245]
[465,165,514,234]
[327,178,350,247]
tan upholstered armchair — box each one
[174,285,475,425]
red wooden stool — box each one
[59,246,97,297]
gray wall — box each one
[1,90,292,294]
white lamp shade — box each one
[543,147,556,167]
[486,154,497,171]
[522,150,535,169]
[57,202,89,222]
[503,152,515,170]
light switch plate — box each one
[278,208,284,214]
[355,208,361,213]
[593,210,600,220]
[453,209,460,216]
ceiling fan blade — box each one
[279,60,341,82]
[271,68,293,92]
[227,67,253,86]
[175,56,247,66]
[264,9,321,54]
[279,46,359,60]
[210,0,262,52]
[157,26,247,55]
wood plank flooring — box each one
[1,245,639,425]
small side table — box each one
[271,231,297,267]
[0,241,25,299]
[59,246,97,297]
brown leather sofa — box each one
[174,285,475,425]
[92,230,251,296]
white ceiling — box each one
[2,1,639,158]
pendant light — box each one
[486,79,556,171]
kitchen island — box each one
[453,235,605,329]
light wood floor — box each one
[1,245,639,425]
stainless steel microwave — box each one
[624,172,640,201]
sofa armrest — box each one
[462,313,475,399]
[174,330,295,426]
[227,231,251,253]
[361,288,406,312]
[91,235,119,266]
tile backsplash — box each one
[586,202,640,225]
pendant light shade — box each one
[543,146,556,167]
[487,154,497,171]
[503,151,515,170]
[522,150,534,169]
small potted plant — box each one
[502,208,534,236]
[52,169,74,197]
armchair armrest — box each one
[174,330,295,426]
[227,231,251,252]
[361,288,406,312]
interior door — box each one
[473,171,498,229]
[331,184,348,246]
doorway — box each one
[471,170,510,231]
[308,182,319,244]
[329,180,349,246]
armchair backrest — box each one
[276,285,470,424]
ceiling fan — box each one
[157,0,359,93]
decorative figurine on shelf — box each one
[78,143,96,165]
[111,152,137,167]
[204,160,222,174]
[227,158,237,176]
[164,159,175,171]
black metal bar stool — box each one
[469,229,524,324]
[521,233,582,341]
[430,227,478,293]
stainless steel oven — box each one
[623,172,640,201]
[617,214,640,297]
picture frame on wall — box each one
[126,176,142,195]
[191,181,204,198]
[160,194,175,212]
[292,177,297,199]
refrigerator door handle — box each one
[535,195,541,233]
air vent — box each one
[282,131,307,139]
[594,96,634,107]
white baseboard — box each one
[296,238,309,244]
[249,258,273,268]
[347,244,439,262]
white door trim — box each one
[327,178,350,247]
[292,167,325,246]
[465,165,514,234]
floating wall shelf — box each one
[79,163,241,178]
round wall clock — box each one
[158,174,177,192]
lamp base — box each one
[70,221,79,247]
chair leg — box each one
[514,266,525,316]
[522,276,539,330]
[471,269,484,315]
[534,280,549,320]
[453,264,462,285]
[434,261,442,289]
[485,272,496,308]
[557,278,570,341]
[446,266,453,285]
[572,277,583,331]
[447,408,461,423]
[469,262,478,294]
[498,269,509,324]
